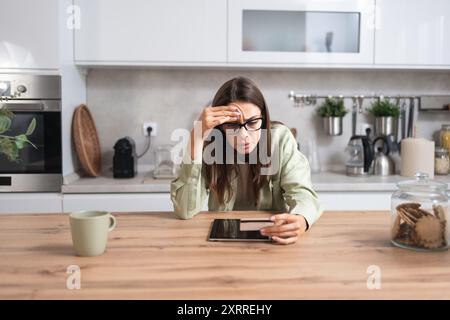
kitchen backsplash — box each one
[86,69,450,171]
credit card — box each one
[239,218,274,231]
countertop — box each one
[62,168,450,194]
[1,211,449,299]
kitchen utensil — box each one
[398,99,407,153]
[72,104,101,177]
[391,173,449,251]
[400,99,407,139]
[373,136,395,176]
[69,210,117,257]
[407,97,415,138]
[357,95,364,113]
[351,96,358,136]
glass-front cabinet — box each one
[228,0,375,65]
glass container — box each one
[440,124,450,151]
[391,173,449,251]
[435,147,449,175]
[153,144,177,179]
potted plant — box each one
[368,99,400,137]
[0,101,37,162]
[316,97,348,136]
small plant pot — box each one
[374,116,398,137]
[323,117,343,136]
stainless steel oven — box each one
[0,74,62,192]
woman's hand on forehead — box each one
[229,103,244,122]
[228,103,261,123]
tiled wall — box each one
[86,68,450,171]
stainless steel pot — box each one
[323,117,343,136]
[374,116,398,137]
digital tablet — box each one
[208,218,274,242]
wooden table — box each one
[0,211,449,300]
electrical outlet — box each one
[142,122,157,136]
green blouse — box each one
[170,123,323,227]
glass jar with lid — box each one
[440,124,450,151]
[153,144,178,179]
[391,172,449,251]
[435,147,449,175]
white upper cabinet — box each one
[74,0,227,64]
[72,0,450,69]
[228,0,376,65]
[375,0,450,66]
[0,0,59,70]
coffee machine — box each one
[113,137,137,178]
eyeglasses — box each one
[221,117,263,135]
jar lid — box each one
[442,124,450,130]
[397,172,447,192]
[435,147,449,156]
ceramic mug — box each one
[69,210,117,257]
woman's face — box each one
[223,101,263,154]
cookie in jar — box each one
[391,173,449,251]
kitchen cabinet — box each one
[228,0,376,65]
[62,191,390,213]
[318,191,391,211]
[0,190,390,213]
[72,0,450,69]
[74,0,227,65]
[62,193,174,213]
[375,0,450,66]
[62,192,210,213]
[0,0,59,70]
[0,193,62,214]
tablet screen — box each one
[208,219,272,242]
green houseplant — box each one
[0,93,37,162]
[316,97,348,136]
[368,99,400,136]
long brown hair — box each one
[203,77,272,206]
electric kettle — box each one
[345,128,374,176]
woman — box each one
[171,77,323,244]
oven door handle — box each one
[1,101,43,111]
[0,100,60,112]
